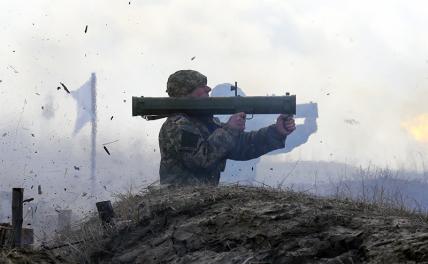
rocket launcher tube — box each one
[132,95,296,120]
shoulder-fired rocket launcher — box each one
[133,82,296,120]
[132,94,296,120]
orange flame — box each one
[402,113,428,143]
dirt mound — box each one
[86,186,428,264]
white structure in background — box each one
[71,73,97,192]
[211,83,318,184]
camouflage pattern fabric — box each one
[159,114,287,186]
[166,70,207,97]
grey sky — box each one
[1,0,428,203]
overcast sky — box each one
[1,0,428,208]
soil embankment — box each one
[3,185,428,263]
[88,186,428,263]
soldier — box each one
[159,70,296,186]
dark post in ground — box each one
[96,201,115,229]
[12,188,23,248]
[57,210,72,233]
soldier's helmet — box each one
[166,70,207,97]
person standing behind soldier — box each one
[158,70,296,186]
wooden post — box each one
[57,210,72,232]
[21,228,34,247]
[12,188,23,248]
[96,201,115,229]
[0,224,12,248]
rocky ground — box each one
[3,185,428,263]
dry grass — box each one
[329,165,428,222]
[0,247,63,264]
[47,185,153,263]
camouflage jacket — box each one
[158,114,287,186]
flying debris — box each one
[84,25,88,33]
[102,139,119,146]
[7,65,19,73]
[35,93,40,95]
[23,198,34,203]
[344,119,359,125]
[73,166,80,171]
[191,56,196,60]
[110,116,114,120]
[60,82,70,93]
[38,185,42,195]
[31,133,35,137]
[103,146,111,155]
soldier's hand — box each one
[226,112,246,131]
[276,114,296,136]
